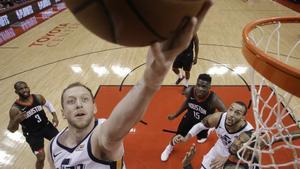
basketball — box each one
[64,0,209,47]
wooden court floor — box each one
[0,0,299,168]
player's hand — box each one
[14,111,26,123]
[182,143,196,167]
[52,115,59,127]
[142,17,198,90]
[143,0,213,89]
[168,114,176,120]
[194,0,213,31]
[210,155,227,169]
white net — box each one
[237,18,300,168]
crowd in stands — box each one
[0,0,29,11]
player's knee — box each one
[185,72,190,79]
[36,150,46,161]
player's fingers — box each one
[171,17,197,54]
[160,16,197,58]
[147,43,159,65]
[210,163,216,169]
[191,143,196,149]
[210,160,216,166]
[218,163,224,169]
[18,113,26,120]
[210,159,220,169]
[211,164,219,169]
[185,152,192,159]
[18,112,25,117]
[195,0,213,31]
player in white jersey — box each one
[174,101,254,169]
[47,11,215,169]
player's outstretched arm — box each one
[182,112,223,142]
[103,17,197,138]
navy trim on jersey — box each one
[49,137,55,162]
[87,132,124,169]
[56,120,99,153]
[215,113,223,129]
[87,135,114,165]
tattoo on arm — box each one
[202,113,222,128]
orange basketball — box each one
[64,0,208,47]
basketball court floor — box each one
[0,0,299,168]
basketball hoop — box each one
[243,16,300,97]
[240,16,300,168]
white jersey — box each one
[201,112,253,169]
[50,119,125,169]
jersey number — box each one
[193,111,201,120]
[34,114,42,123]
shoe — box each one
[175,77,184,85]
[161,144,173,161]
[197,128,214,144]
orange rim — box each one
[242,16,300,98]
